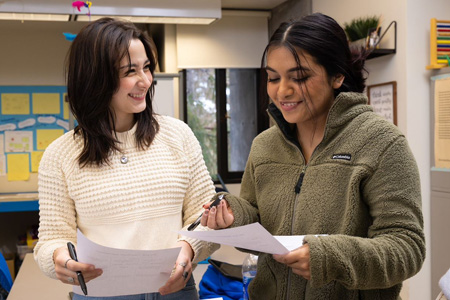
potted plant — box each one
[344,15,380,49]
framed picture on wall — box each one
[367,81,397,125]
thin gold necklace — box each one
[120,131,130,164]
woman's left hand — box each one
[273,243,311,280]
[158,241,194,295]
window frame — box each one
[183,68,269,184]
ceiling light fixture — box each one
[0,12,69,21]
[75,15,217,25]
[0,0,221,24]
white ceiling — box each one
[221,0,288,10]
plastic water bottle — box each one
[242,253,258,300]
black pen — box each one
[187,194,225,231]
[67,242,88,296]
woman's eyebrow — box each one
[266,66,310,73]
[288,66,310,73]
[119,64,134,70]
[119,60,150,70]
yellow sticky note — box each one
[36,129,64,150]
[7,153,30,181]
[63,93,70,120]
[32,93,61,114]
[31,151,44,173]
[1,93,30,115]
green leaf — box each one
[344,16,380,42]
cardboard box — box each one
[4,253,15,281]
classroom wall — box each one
[176,12,269,68]
[269,0,311,36]
[0,21,85,85]
[313,0,450,299]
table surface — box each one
[7,253,72,300]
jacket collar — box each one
[267,92,371,144]
[267,102,300,148]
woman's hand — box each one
[273,243,311,280]
[200,198,234,229]
[159,241,194,295]
[53,246,103,285]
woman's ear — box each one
[332,74,345,89]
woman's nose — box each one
[278,79,294,99]
[137,70,152,88]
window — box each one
[184,69,269,183]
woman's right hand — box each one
[200,198,234,229]
[53,246,103,285]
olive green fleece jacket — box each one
[222,92,425,300]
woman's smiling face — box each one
[266,46,343,127]
[110,38,153,131]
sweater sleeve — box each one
[33,143,77,279]
[176,124,220,263]
[304,136,426,290]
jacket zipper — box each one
[286,165,306,300]
[268,102,334,300]
[294,167,306,194]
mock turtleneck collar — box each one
[115,123,137,150]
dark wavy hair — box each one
[66,17,159,167]
[261,13,368,100]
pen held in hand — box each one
[187,194,225,231]
[67,242,88,296]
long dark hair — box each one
[66,17,159,167]
[261,12,368,104]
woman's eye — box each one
[124,69,136,76]
[268,78,279,83]
[294,77,308,83]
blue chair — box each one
[0,252,12,295]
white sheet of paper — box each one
[73,230,181,297]
[179,223,291,255]
[274,236,306,252]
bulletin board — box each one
[0,86,70,190]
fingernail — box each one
[204,210,209,215]
[211,207,216,213]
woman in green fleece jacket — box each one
[201,13,425,300]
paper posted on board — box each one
[435,77,450,169]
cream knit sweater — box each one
[34,115,218,279]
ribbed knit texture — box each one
[34,115,219,279]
